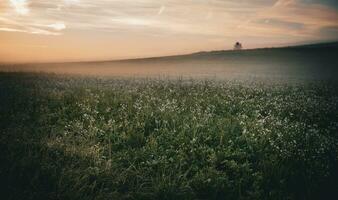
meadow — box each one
[0,72,337,200]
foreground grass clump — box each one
[0,72,337,200]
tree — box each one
[234,42,243,50]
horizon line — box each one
[2,40,338,65]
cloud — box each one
[0,27,24,32]
[301,0,338,9]
[111,18,155,26]
[47,22,66,31]
[157,6,165,15]
[318,26,338,40]
[0,26,61,35]
[255,18,304,30]
[238,0,338,39]
[0,0,337,41]
[0,0,66,35]
[9,0,30,15]
[64,0,80,6]
[274,0,295,7]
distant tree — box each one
[234,42,243,50]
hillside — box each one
[2,42,338,80]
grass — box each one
[0,72,337,200]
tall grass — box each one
[0,72,337,199]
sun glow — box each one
[10,0,29,15]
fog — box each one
[1,43,338,81]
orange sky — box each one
[0,0,338,63]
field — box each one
[0,72,337,199]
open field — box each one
[2,0,338,198]
[1,72,337,199]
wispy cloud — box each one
[0,0,337,39]
[46,22,66,31]
[0,26,61,35]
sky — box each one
[0,0,337,63]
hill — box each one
[2,42,338,80]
